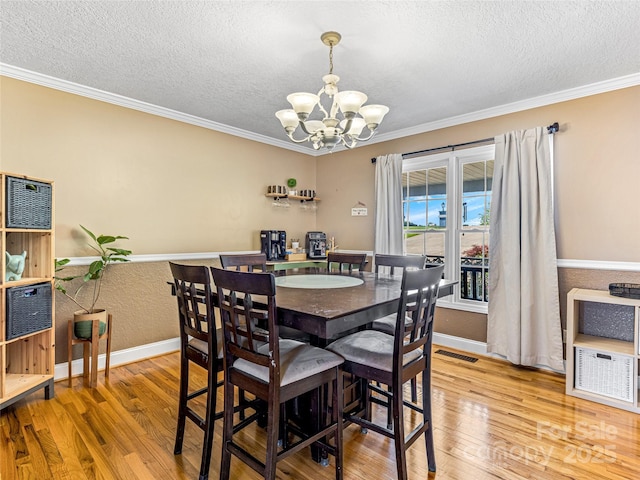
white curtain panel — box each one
[487,128,564,372]
[374,154,404,255]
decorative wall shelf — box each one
[265,193,321,202]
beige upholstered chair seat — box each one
[234,338,344,386]
[370,313,413,336]
[188,330,223,359]
[327,330,423,373]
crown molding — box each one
[2,63,638,157]
[0,63,316,155]
[373,72,640,144]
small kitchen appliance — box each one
[306,231,327,259]
[260,230,287,261]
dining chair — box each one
[371,254,428,335]
[210,267,345,480]
[219,252,268,271]
[371,254,428,421]
[327,252,367,273]
[220,252,309,343]
[326,265,444,479]
[169,262,223,480]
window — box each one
[403,145,494,313]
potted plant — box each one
[287,177,297,196]
[55,225,132,339]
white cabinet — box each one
[566,288,639,413]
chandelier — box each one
[276,31,389,152]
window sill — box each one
[436,298,488,315]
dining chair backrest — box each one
[219,254,309,343]
[327,252,367,273]
[219,253,268,272]
[170,262,217,351]
[211,267,275,369]
[394,264,444,358]
[374,253,427,275]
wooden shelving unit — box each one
[0,172,55,410]
[566,288,639,413]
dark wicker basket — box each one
[609,283,640,299]
[6,283,52,340]
[6,176,52,229]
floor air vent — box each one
[435,349,478,363]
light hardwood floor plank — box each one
[1,346,639,479]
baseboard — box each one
[56,333,566,380]
[433,334,567,374]
[432,332,487,355]
[57,333,485,380]
[55,337,180,381]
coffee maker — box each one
[306,231,327,259]
[260,230,287,261]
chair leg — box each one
[239,389,246,420]
[411,377,418,403]
[393,377,408,480]
[198,368,217,480]
[174,353,188,455]
[264,392,281,480]
[423,369,436,472]
[386,384,393,430]
[334,368,344,480]
[279,403,288,448]
[220,378,235,480]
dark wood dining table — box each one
[272,268,456,347]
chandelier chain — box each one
[329,43,334,75]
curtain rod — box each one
[371,122,559,163]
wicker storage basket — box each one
[609,283,640,299]
[6,282,53,340]
[6,176,52,229]
[575,346,633,402]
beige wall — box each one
[1,77,318,256]
[2,76,639,363]
[316,86,640,262]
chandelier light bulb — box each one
[276,31,389,151]
[275,109,299,131]
[340,117,366,137]
[359,104,390,128]
[287,92,320,119]
[335,91,368,116]
[305,120,324,134]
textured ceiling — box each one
[1,1,640,155]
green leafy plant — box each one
[479,208,490,226]
[55,225,132,314]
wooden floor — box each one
[1,346,639,480]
